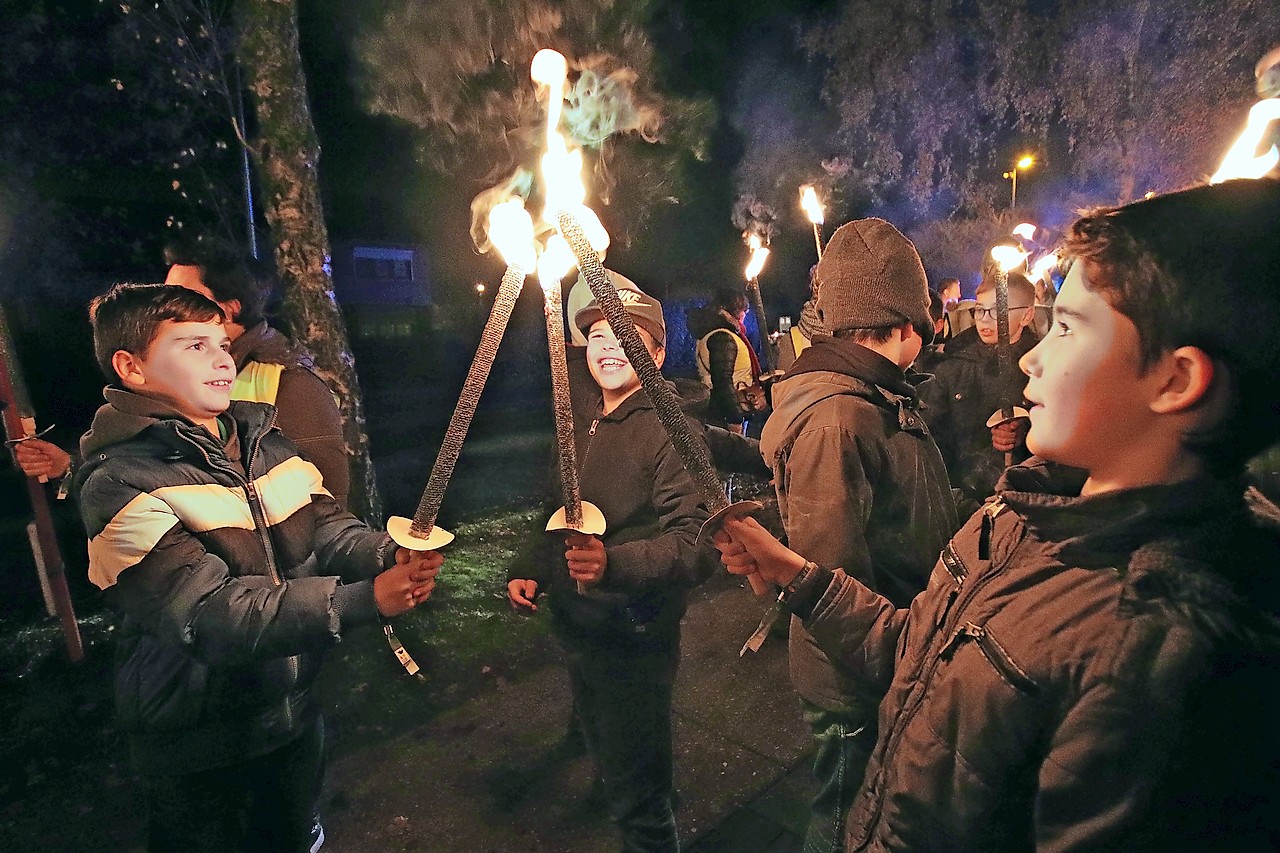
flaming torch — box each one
[986,244,1031,467]
[743,233,779,379]
[386,200,535,551]
[532,49,765,597]
[1210,98,1280,184]
[539,236,606,594]
[799,185,825,261]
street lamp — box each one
[1002,155,1035,209]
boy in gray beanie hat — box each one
[815,218,934,345]
[759,218,955,852]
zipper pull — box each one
[588,418,598,436]
[978,499,1004,561]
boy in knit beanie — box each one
[758,218,957,853]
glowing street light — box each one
[1002,155,1035,209]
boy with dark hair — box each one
[714,179,1280,851]
[508,288,711,853]
[922,270,1039,513]
[760,218,956,853]
[76,283,443,852]
[165,238,350,509]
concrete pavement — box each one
[322,571,817,852]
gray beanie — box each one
[815,218,933,345]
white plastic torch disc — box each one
[545,501,607,535]
[387,516,455,550]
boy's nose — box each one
[1018,343,1040,377]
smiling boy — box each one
[508,287,711,853]
[75,283,443,852]
[712,179,1280,850]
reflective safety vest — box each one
[789,326,811,360]
[231,361,285,406]
[696,328,754,392]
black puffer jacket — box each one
[795,460,1280,851]
[76,390,391,773]
[687,303,752,425]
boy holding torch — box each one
[507,287,712,853]
[714,179,1280,850]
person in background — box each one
[165,238,350,509]
[687,284,767,432]
[776,265,826,374]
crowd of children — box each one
[20,177,1280,852]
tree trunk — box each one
[233,0,382,524]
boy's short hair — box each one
[712,284,748,314]
[928,289,946,324]
[90,283,225,381]
[1062,178,1280,471]
[975,272,1037,306]
[163,237,264,327]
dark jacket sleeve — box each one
[602,432,712,591]
[702,423,771,477]
[274,367,351,510]
[802,568,912,702]
[706,330,746,423]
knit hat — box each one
[574,287,666,347]
[565,268,641,346]
[815,218,933,344]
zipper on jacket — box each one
[854,499,1024,846]
[935,545,968,629]
[978,498,1005,561]
[940,621,1040,696]
[588,418,599,436]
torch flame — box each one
[1030,252,1059,282]
[488,199,536,272]
[1012,222,1037,241]
[991,245,1029,273]
[538,234,577,293]
[799,185,825,225]
[531,49,568,149]
[1211,98,1280,184]
[744,239,770,282]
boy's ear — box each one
[111,349,146,389]
[1149,345,1217,416]
[652,344,666,371]
[223,298,242,323]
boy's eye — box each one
[1054,320,1071,336]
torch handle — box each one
[543,280,583,528]
[994,269,1015,422]
[556,211,728,514]
[813,223,824,261]
[410,264,526,535]
[746,279,775,374]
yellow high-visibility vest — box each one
[696,328,754,391]
[230,361,285,405]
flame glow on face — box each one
[744,233,770,281]
[799,185,824,225]
[1211,98,1280,184]
[488,199,536,272]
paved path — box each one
[323,572,817,852]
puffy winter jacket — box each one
[794,460,1280,851]
[76,389,392,774]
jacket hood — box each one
[761,338,920,467]
[80,388,197,459]
[685,304,738,340]
[595,378,693,423]
[999,458,1280,647]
